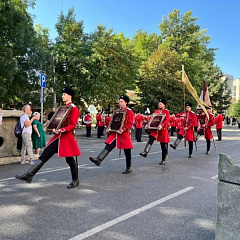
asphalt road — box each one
[0,125,240,240]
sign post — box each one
[40,74,46,124]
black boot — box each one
[140,143,152,158]
[15,159,44,183]
[89,149,109,166]
[188,141,193,158]
[195,134,201,142]
[159,143,168,165]
[122,168,132,174]
[123,149,132,174]
[206,140,211,154]
[66,157,79,189]
[67,179,79,188]
[170,138,182,150]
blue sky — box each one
[28,0,240,78]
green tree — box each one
[232,101,240,117]
[137,47,182,112]
[87,25,138,108]
[0,0,52,109]
[132,30,161,63]
[206,66,231,112]
[53,8,91,107]
[158,9,231,111]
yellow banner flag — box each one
[182,66,209,120]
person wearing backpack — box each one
[20,104,37,165]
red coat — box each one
[215,114,223,129]
[176,111,197,141]
[84,114,92,127]
[105,116,111,127]
[150,109,170,143]
[134,113,144,129]
[169,116,176,127]
[175,117,184,130]
[105,107,134,149]
[47,103,81,157]
[96,114,105,127]
[204,113,215,140]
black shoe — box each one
[206,151,209,155]
[159,160,165,165]
[170,144,176,149]
[140,152,147,158]
[188,155,192,158]
[122,168,132,174]
[89,157,101,166]
[97,136,102,138]
[15,173,33,183]
[67,179,79,189]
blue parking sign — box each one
[40,73,46,88]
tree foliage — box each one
[138,47,182,112]
[232,101,240,117]
[0,0,51,109]
[0,6,232,113]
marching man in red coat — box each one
[203,107,215,154]
[15,87,81,188]
[170,102,197,158]
[89,95,134,174]
[140,99,170,165]
[215,110,223,141]
[83,111,93,137]
[169,113,176,136]
[134,110,144,142]
[96,110,105,138]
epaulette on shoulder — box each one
[127,107,132,111]
[71,103,76,107]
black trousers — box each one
[105,139,131,169]
[189,141,193,156]
[217,129,222,140]
[147,136,168,161]
[135,128,142,142]
[160,143,168,161]
[170,126,176,136]
[86,126,91,137]
[206,139,211,152]
[97,126,104,137]
[39,139,78,180]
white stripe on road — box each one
[0,164,88,182]
[211,175,218,179]
[69,186,194,240]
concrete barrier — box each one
[215,154,240,240]
[0,110,22,165]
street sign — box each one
[40,73,46,88]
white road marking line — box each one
[69,186,194,240]
[0,164,88,182]
[211,175,218,179]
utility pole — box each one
[53,57,57,109]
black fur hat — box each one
[62,87,75,97]
[185,102,192,107]
[159,99,166,105]
[119,95,130,103]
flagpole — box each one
[182,65,185,111]
[182,65,186,147]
